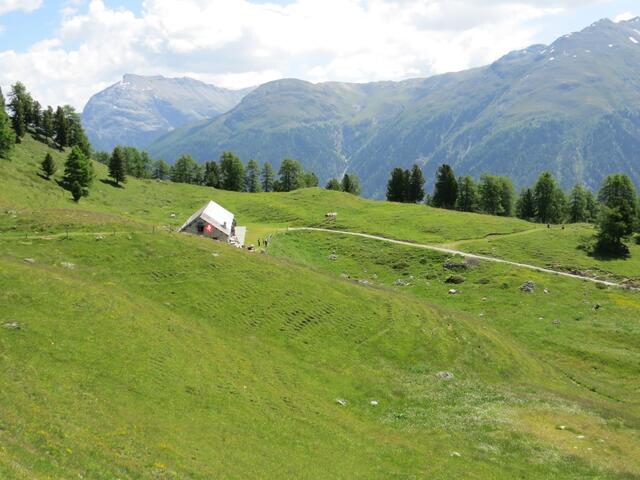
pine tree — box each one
[595,174,637,255]
[70,181,83,202]
[245,159,262,192]
[54,106,69,147]
[302,172,319,188]
[533,172,558,223]
[432,164,458,209]
[341,173,361,195]
[497,177,515,217]
[8,82,32,140]
[516,188,536,220]
[203,161,221,188]
[585,190,598,222]
[31,101,42,129]
[152,160,171,180]
[63,146,94,199]
[108,146,127,185]
[219,151,245,191]
[407,164,425,203]
[170,155,199,184]
[41,106,55,142]
[386,167,407,202]
[478,174,504,215]
[326,178,341,191]
[0,87,15,158]
[568,184,588,223]
[278,158,303,192]
[40,153,56,179]
[456,176,477,212]
[261,162,275,192]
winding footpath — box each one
[287,227,631,290]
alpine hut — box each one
[179,201,246,247]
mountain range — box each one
[82,74,252,152]
[84,18,640,198]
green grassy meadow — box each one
[1,136,639,478]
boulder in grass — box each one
[520,281,535,293]
[335,398,348,406]
[436,371,454,380]
[2,322,20,330]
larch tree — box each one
[432,164,458,209]
[386,167,407,202]
[0,87,15,158]
[261,162,275,192]
[219,151,245,191]
[108,146,127,185]
[278,158,303,192]
[245,159,262,192]
[456,176,478,212]
[326,178,341,191]
[40,153,56,179]
[407,164,425,203]
[63,146,94,200]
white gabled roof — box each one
[179,201,235,236]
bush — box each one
[445,275,465,284]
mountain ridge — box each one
[82,74,254,152]
[146,18,640,197]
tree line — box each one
[385,163,639,255]
[0,83,91,158]
[99,147,322,193]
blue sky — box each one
[0,0,637,109]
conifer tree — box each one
[63,146,94,199]
[341,173,361,195]
[326,178,341,190]
[432,164,458,209]
[407,164,425,203]
[108,146,127,185]
[170,155,199,184]
[245,159,262,192]
[152,159,171,180]
[41,153,56,179]
[568,184,588,223]
[516,188,536,220]
[203,161,221,188]
[54,106,69,147]
[261,162,275,192]
[386,167,407,202]
[456,176,478,212]
[302,171,319,188]
[277,158,303,192]
[70,180,83,202]
[219,151,245,191]
[595,174,637,255]
[31,101,42,129]
[0,87,15,158]
[533,172,558,223]
[42,106,55,142]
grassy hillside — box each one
[1,137,640,478]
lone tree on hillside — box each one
[261,162,275,192]
[595,174,637,255]
[40,153,56,179]
[63,146,94,201]
[432,164,458,209]
[386,167,407,202]
[108,146,127,185]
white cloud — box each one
[614,11,636,22]
[0,0,42,16]
[0,0,611,110]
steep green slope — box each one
[149,18,640,198]
[1,137,640,478]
